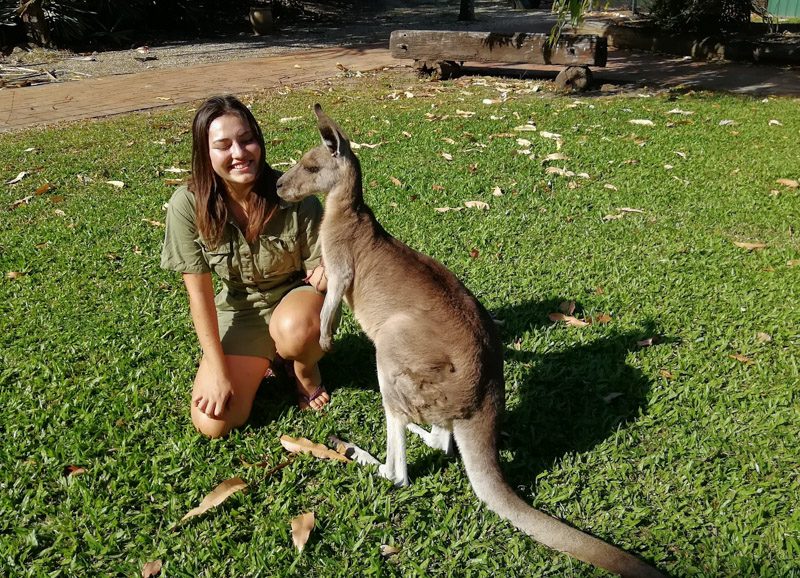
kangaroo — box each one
[276,104,665,578]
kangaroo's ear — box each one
[314,103,350,158]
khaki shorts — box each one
[217,285,339,360]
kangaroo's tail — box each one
[452,398,665,578]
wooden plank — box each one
[390,30,607,67]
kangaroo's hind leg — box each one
[407,423,455,456]
[376,360,410,487]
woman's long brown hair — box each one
[189,95,278,248]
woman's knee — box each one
[191,405,246,439]
[271,309,320,357]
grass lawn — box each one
[1,72,799,577]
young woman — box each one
[161,95,331,438]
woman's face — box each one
[207,113,261,194]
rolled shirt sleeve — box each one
[160,186,211,274]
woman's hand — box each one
[192,371,234,418]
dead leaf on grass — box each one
[464,200,489,210]
[328,435,381,465]
[7,271,25,280]
[141,560,162,578]
[105,180,125,188]
[548,312,590,327]
[776,178,799,189]
[441,152,453,161]
[180,477,247,523]
[380,545,401,557]
[756,332,772,343]
[729,353,754,365]
[629,119,655,126]
[34,182,54,195]
[491,186,503,197]
[733,241,767,251]
[590,313,612,324]
[291,512,315,552]
[559,300,576,315]
[142,218,165,227]
[279,435,350,463]
[63,465,86,477]
[5,171,28,185]
[390,176,403,187]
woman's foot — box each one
[277,355,330,411]
[297,384,330,411]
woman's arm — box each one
[182,272,232,417]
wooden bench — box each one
[389,30,607,88]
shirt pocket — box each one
[199,241,235,281]
[256,234,300,278]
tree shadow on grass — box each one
[495,299,660,487]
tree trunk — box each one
[458,0,475,21]
[19,0,51,46]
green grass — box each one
[1,73,799,577]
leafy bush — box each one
[649,0,752,33]
[11,0,257,50]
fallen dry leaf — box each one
[548,312,590,327]
[491,186,503,197]
[590,313,612,324]
[432,184,445,191]
[291,512,315,552]
[733,241,767,251]
[105,180,125,188]
[787,259,800,267]
[629,119,655,126]
[180,477,247,523]
[434,207,462,213]
[380,545,401,557]
[164,167,189,174]
[602,213,625,221]
[7,271,25,280]
[328,435,381,465]
[34,182,54,195]
[5,171,28,185]
[756,332,772,343]
[164,178,184,185]
[351,142,383,150]
[776,178,799,188]
[604,183,618,191]
[441,152,453,161]
[142,218,165,227]
[768,119,783,126]
[659,369,674,380]
[729,353,754,365]
[559,300,576,315]
[390,176,403,187]
[542,153,569,162]
[142,560,162,578]
[279,116,302,123]
[719,119,736,126]
[279,435,350,463]
[637,337,658,347]
[464,200,489,210]
[63,465,86,477]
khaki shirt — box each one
[160,185,323,312]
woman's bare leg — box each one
[191,354,269,438]
[270,288,330,410]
